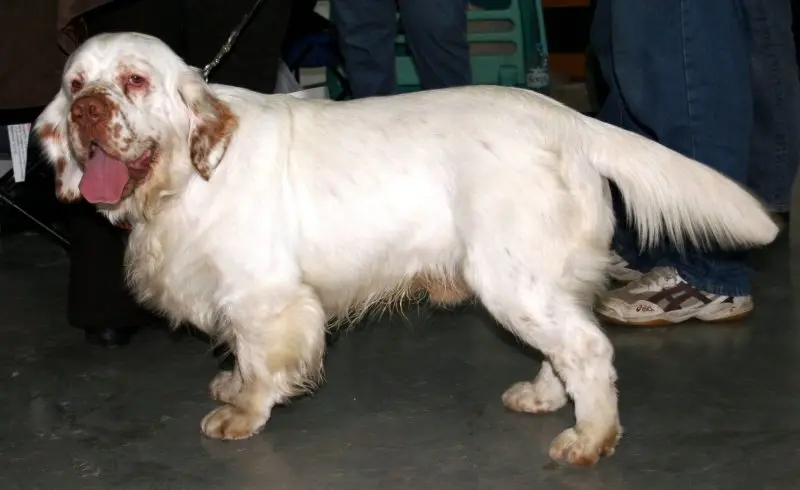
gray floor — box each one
[1,230,799,490]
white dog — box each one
[35,32,778,467]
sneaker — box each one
[596,267,753,326]
[608,251,643,283]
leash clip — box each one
[201,0,265,82]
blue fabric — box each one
[591,0,800,297]
[283,33,342,70]
[744,0,800,212]
[331,0,472,98]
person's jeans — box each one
[744,0,800,213]
[590,0,755,297]
[331,0,472,98]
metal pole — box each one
[0,191,70,248]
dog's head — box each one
[35,32,237,222]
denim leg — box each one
[591,0,660,272]
[743,0,800,212]
[398,0,472,90]
[661,250,753,297]
[590,0,651,137]
[331,0,398,98]
[590,0,755,296]
[607,0,753,183]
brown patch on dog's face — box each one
[68,90,127,161]
[65,80,160,207]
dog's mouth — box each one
[79,142,155,205]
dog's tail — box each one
[579,117,780,251]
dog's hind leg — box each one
[502,360,568,414]
[465,238,620,467]
[200,284,327,440]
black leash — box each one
[201,0,266,82]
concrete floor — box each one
[1,229,799,490]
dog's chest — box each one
[126,226,221,329]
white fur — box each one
[35,32,779,466]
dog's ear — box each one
[35,90,84,202]
[178,70,238,180]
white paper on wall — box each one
[7,124,31,183]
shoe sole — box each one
[597,308,753,327]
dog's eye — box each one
[70,79,84,93]
[127,74,146,87]
[122,74,150,96]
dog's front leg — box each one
[200,285,327,440]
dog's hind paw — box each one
[201,404,267,440]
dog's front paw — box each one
[548,424,621,467]
[201,405,267,440]
[209,370,242,404]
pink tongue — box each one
[79,149,130,204]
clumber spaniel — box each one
[35,33,778,467]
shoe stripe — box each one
[646,282,713,312]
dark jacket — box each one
[1,0,298,113]
[0,0,110,111]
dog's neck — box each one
[104,144,197,227]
